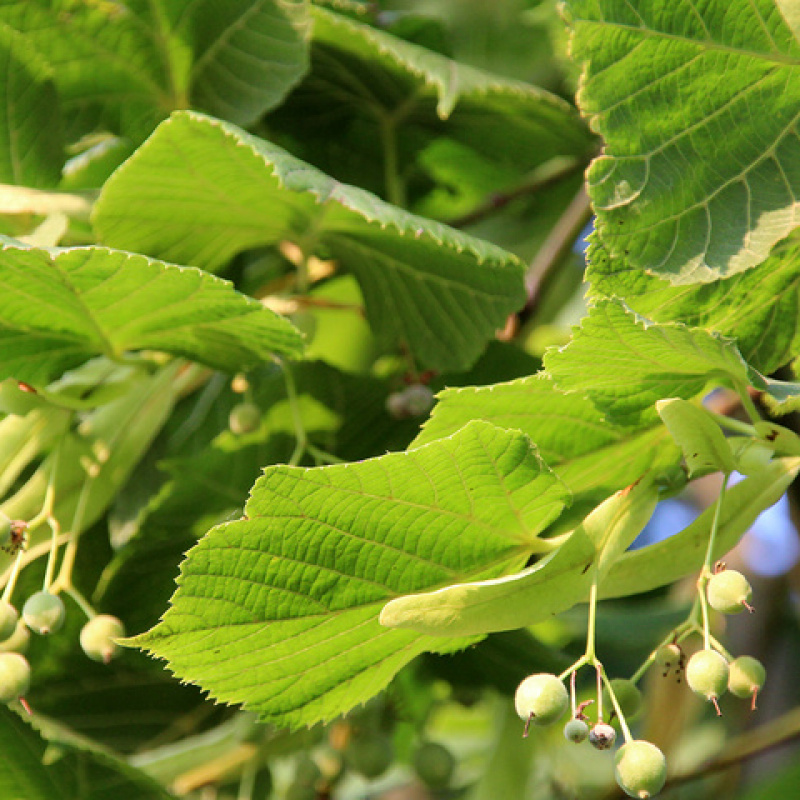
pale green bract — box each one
[656,398,736,477]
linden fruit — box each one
[707,569,753,614]
[686,649,729,714]
[413,742,455,789]
[0,652,30,703]
[80,614,126,663]
[564,718,589,744]
[614,740,667,799]
[228,402,261,435]
[514,673,568,727]
[22,590,65,635]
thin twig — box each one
[524,184,592,312]
[447,157,586,229]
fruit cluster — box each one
[514,671,665,799]
[0,514,126,710]
[512,565,766,798]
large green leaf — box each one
[544,299,757,425]
[133,421,571,728]
[565,0,800,284]
[187,0,310,127]
[0,0,309,144]
[0,22,63,186]
[93,111,526,371]
[587,232,800,375]
[98,360,418,636]
[0,706,175,800]
[415,372,681,525]
[265,5,592,204]
[0,237,302,387]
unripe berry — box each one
[514,673,568,728]
[0,652,30,703]
[0,601,18,641]
[413,741,455,789]
[589,722,616,750]
[686,649,728,714]
[654,643,682,674]
[707,569,753,614]
[228,402,261,435]
[728,655,766,707]
[603,678,643,721]
[403,384,434,417]
[564,718,589,743]
[80,614,126,663]
[614,740,667,799]
[345,733,393,779]
[385,391,409,419]
[22,590,65,635]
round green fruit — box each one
[80,614,125,663]
[413,741,455,789]
[564,718,589,744]
[614,740,667,799]
[228,402,261,436]
[728,656,766,701]
[345,733,393,779]
[22,590,65,635]
[0,601,18,642]
[0,652,30,703]
[654,643,682,673]
[603,678,643,721]
[589,722,616,750]
[707,569,753,614]
[686,650,728,711]
[514,673,568,727]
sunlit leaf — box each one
[566,0,800,284]
[134,421,570,727]
[0,236,302,386]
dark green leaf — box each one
[266,5,593,200]
[93,111,526,371]
[187,0,310,126]
[0,22,63,186]
[0,706,176,799]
